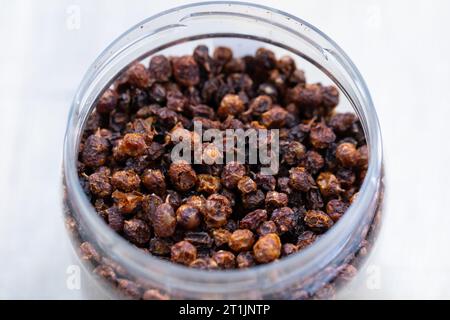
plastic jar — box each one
[62,1,384,300]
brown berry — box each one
[253,233,281,263]
[171,241,197,265]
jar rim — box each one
[63,1,383,295]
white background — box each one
[1,0,449,299]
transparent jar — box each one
[62,1,384,300]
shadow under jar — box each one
[62,2,384,300]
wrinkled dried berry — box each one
[111,170,140,192]
[271,207,297,233]
[316,172,342,197]
[123,219,151,246]
[152,203,176,238]
[82,134,109,168]
[241,189,265,210]
[282,243,298,256]
[176,204,201,230]
[253,233,281,263]
[236,251,255,268]
[212,250,236,269]
[203,194,232,228]
[112,191,142,214]
[255,173,276,192]
[304,210,334,230]
[171,241,197,265]
[172,55,200,87]
[97,89,118,114]
[221,162,246,189]
[169,161,197,192]
[310,122,336,149]
[149,55,172,82]
[88,167,112,197]
[239,209,267,231]
[237,176,257,194]
[217,94,245,119]
[289,167,316,192]
[261,107,288,128]
[228,229,255,252]
[141,169,166,196]
[197,174,221,194]
[265,191,288,210]
[336,142,359,167]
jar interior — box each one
[65,2,382,298]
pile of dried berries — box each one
[77,46,368,270]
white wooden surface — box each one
[1,0,450,299]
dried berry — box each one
[261,107,288,128]
[152,203,176,238]
[329,112,355,133]
[326,199,348,222]
[80,242,100,262]
[221,162,246,189]
[212,250,236,269]
[310,122,336,149]
[265,191,288,210]
[117,279,142,299]
[282,141,306,165]
[123,219,151,246]
[112,191,142,214]
[176,204,201,230]
[254,173,276,192]
[282,243,298,256]
[248,95,272,116]
[88,167,112,197]
[289,167,316,192]
[169,161,197,192]
[172,55,200,87]
[256,221,277,236]
[316,172,342,197]
[111,170,141,192]
[255,47,276,70]
[253,233,281,263]
[236,251,255,268]
[118,133,148,157]
[228,229,255,252]
[214,46,233,64]
[171,240,197,265]
[271,207,297,233]
[142,289,170,300]
[82,134,109,168]
[123,63,150,89]
[203,194,232,228]
[149,238,172,256]
[217,94,245,119]
[190,258,218,270]
[237,176,257,194]
[197,174,221,194]
[141,169,166,196]
[241,190,265,210]
[107,206,124,232]
[97,89,118,114]
[239,209,267,231]
[149,55,172,82]
[304,210,334,230]
[336,142,359,167]
[212,228,232,247]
